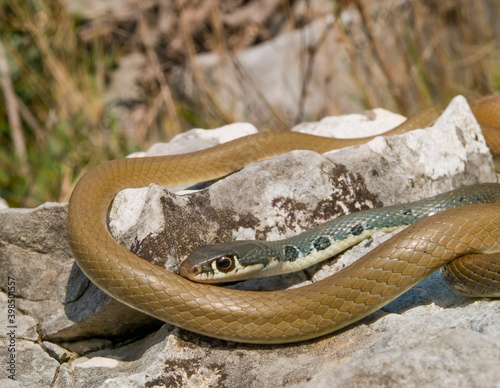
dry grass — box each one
[0,0,137,206]
[333,0,499,114]
[0,0,499,207]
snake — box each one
[67,95,500,344]
[179,184,500,284]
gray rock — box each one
[0,202,161,344]
[42,341,77,363]
[105,52,146,104]
[128,122,258,158]
[293,327,500,388]
[1,96,498,387]
[292,108,406,138]
[53,363,75,388]
[0,340,60,388]
[61,338,113,355]
[173,15,346,127]
[0,292,38,342]
[67,0,156,21]
[171,2,500,132]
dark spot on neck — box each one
[402,208,413,216]
[350,223,364,236]
[283,245,300,261]
[313,236,331,251]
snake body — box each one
[180,184,500,283]
[67,96,500,344]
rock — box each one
[1,96,499,387]
[0,292,38,342]
[0,292,61,386]
[67,0,157,21]
[106,52,147,104]
[172,15,347,128]
[0,203,162,344]
[292,108,406,138]
[54,364,75,388]
[61,338,113,355]
[128,122,259,158]
[292,327,500,388]
[42,341,77,363]
[0,340,60,387]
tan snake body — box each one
[67,97,500,344]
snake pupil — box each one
[216,256,235,272]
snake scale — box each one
[67,96,500,344]
[179,184,500,285]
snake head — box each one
[179,240,270,283]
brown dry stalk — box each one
[176,0,234,123]
[139,3,181,141]
[332,5,374,110]
[0,40,29,174]
[295,16,335,124]
[355,0,408,113]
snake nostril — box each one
[179,263,201,279]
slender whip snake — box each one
[67,95,500,343]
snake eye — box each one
[215,256,236,273]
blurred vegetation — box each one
[330,0,500,116]
[0,0,499,207]
[0,0,139,207]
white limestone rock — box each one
[292,108,406,138]
[0,197,8,209]
[128,122,258,158]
